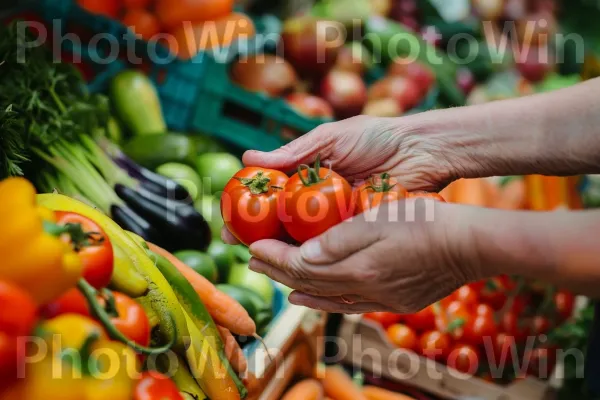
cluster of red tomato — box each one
[365,276,576,382]
[221,160,444,246]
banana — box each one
[37,193,189,350]
[156,353,207,400]
[110,241,148,297]
[150,251,247,399]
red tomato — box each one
[525,346,557,379]
[404,306,436,332]
[388,61,436,95]
[77,0,120,18]
[438,301,472,341]
[124,0,152,8]
[479,275,514,310]
[407,191,446,201]
[508,294,530,316]
[501,311,530,344]
[134,372,183,400]
[354,173,408,215]
[0,281,38,337]
[532,315,552,336]
[363,312,402,329]
[111,292,151,347]
[474,304,495,318]
[156,0,234,29]
[554,290,575,322]
[491,332,518,365]
[122,9,161,41]
[419,330,451,361]
[464,312,498,346]
[54,211,114,289]
[0,333,19,391]
[387,324,418,351]
[447,344,480,374]
[281,156,353,243]
[439,293,456,308]
[455,285,479,309]
[40,288,91,320]
[221,168,289,246]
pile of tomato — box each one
[364,275,576,383]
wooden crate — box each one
[337,315,557,400]
[247,305,327,400]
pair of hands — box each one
[222,116,483,314]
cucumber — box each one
[217,284,273,335]
[123,133,197,170]
[110,70,166,136]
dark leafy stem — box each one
[364,172,397,193]
[297,154,330,187]
[77,279,176,355]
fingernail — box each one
[301,239,322,262]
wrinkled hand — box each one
[244,201,482,314]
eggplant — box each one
[115,184,211,252]
[110,204,164,245]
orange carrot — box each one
[495,179,526,210]
[439,183,454,203]
[451,178,488,207]
[282,379,324,400]
[481,179,501,207]
[217,325,248,375]
[147,242,256,336]
[322,367,366,400]
[362,386,416,400]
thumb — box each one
[242,124,334,172]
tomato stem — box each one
[297,154,327,187]
[77,279,176,355]
[59,331,101,376]
[365,172,396,193]
[236,171,272,195]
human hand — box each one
[243,200,483,314]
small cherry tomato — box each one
[110,292,151,347]
[419,330,451,361]
[464,312,497,346]
[363,312,402,329]
[525,346,557,379]
[554,290,575,322]
[134,372,183,400]
[447,344,480,374]
[281,155,353,243]
[407,191,446,201]
[491,332,518,365]
[437,301,472,341]
[455,285,479,309]
[404,306,436,332]
[122,9,161,41]
[439,293,456,308]
[479,275,514,310]
[387,324,418,351]
[532,315,552,336]
[54,211,114,289]
[474,303,495,318]
[221,167,289,246]
[501,310,530,344]
[354,173,408,215]
[40,288,91,320]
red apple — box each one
[281,16,344,77]
[368,76,423,110]
[320,69,367,119]
[516,45,554,82]
[286,93,334,119]
[387,60,435,96]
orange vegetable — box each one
[525,175,582,211]
[282,379,324,400]
[481,179,501,207]
[123,0,152,8]
[169,12,255,59]
[495,179,526,210]
[322,367,367,400]
[147,243,257,337]
[156,0,234,29]
[439,184,454,203]
[362,386,415,400]
[217,325,248,375]
[450,178,488,207]
[122,9,161,41]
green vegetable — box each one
[228,263,275,305]
[195,153,243,195]
[207,240,236,283]
[110,70,166,136]
[232,245,252,263]
[311,0,372,25]
[217,284,273,335]
[190,135,228,155]
[156,162,202,201]
[536,73,581,93]
[123,133,197,170]
[173,250,219,283]
[194,195,224,238]
[106,117,123,144]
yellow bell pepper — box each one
[14,315,137,400]
[0,178,83,304]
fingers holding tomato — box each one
[354,173,407,215]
